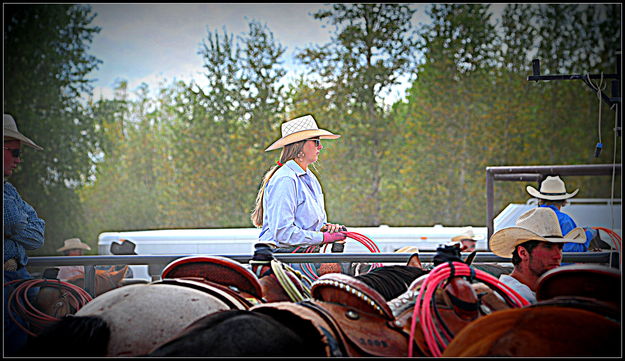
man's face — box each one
[461,239,477,252]
[3,140,22,177]
[66,249,84,256]
[527,241,563,277]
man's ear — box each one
[518,246,529,260]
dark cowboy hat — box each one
[110,239,137,255]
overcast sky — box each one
[87,3,506,102]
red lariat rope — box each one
[408,261,529,357]
[592,227,622,264]
[5,278,93,336]
[291,231,383,280]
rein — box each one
[5,278,92,336]
[408,261,530,357]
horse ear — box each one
[407,252,423,269]
[112,265,129,279]
[108,265,115,273]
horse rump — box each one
[18,315,110,357]
[147,309,326,357]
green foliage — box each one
[294,3,419,226]
[4,4,102,254]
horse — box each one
[441,264,622,357]
[19,255,306,357]
[65,265,129,297]
[148,247,521,357]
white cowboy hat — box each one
[57,238,91,252]
[451,227,484,243]
[526,175,578,200]
[489,207,586,258]
[3,114,43,150]
[265,114,340,151]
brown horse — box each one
[65,266,128,297]
[441,264,621,357]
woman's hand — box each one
[321,223,345,233]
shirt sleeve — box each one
[264,176,322,247]
[3,184,45,251]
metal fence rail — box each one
[28,252,619,297]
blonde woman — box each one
[251,115,346,265]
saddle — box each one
[389,272,493,356]
[160,256,263,303]
[535,264,621,320]
[155,277,256,310]
[253,273,412,357]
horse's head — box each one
[66,266,128,297]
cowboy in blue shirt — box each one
[526,175,593,253]
[4,114,46,355]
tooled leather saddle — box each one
[159,255,264,308]
[252,273,413,357]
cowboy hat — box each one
[3,114,43,150]
[110,239,137,255]
[57,238,91,253]
[265,114,340,151]
[451,227,484,243]
[489,207,586,258]
[526,175,578,200]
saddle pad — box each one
[536,264,621,308]
[161,256,263,299]
[155,278,253,310]
[311,273,394,320]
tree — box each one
[166,20,288,227]
[295,3,419,226]
[4,4,102,254]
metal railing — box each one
[28,252,620,297]
[486,164,622,239]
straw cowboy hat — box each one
[489,207,586,258]
[57,238,91,253]
[3,114,43,150]
[265,114,340,151]
[526,175,578,200]
[451,227,484,244]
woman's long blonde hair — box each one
[251,141,306,228]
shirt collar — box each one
[285,159,308,176]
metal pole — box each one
[84,265,96,297]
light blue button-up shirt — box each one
[258,160,326,247]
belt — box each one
[4,258,20,271]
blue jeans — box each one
[4,267,36,356]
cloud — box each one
[87,3,337,98]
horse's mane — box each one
[354,265,428,301]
